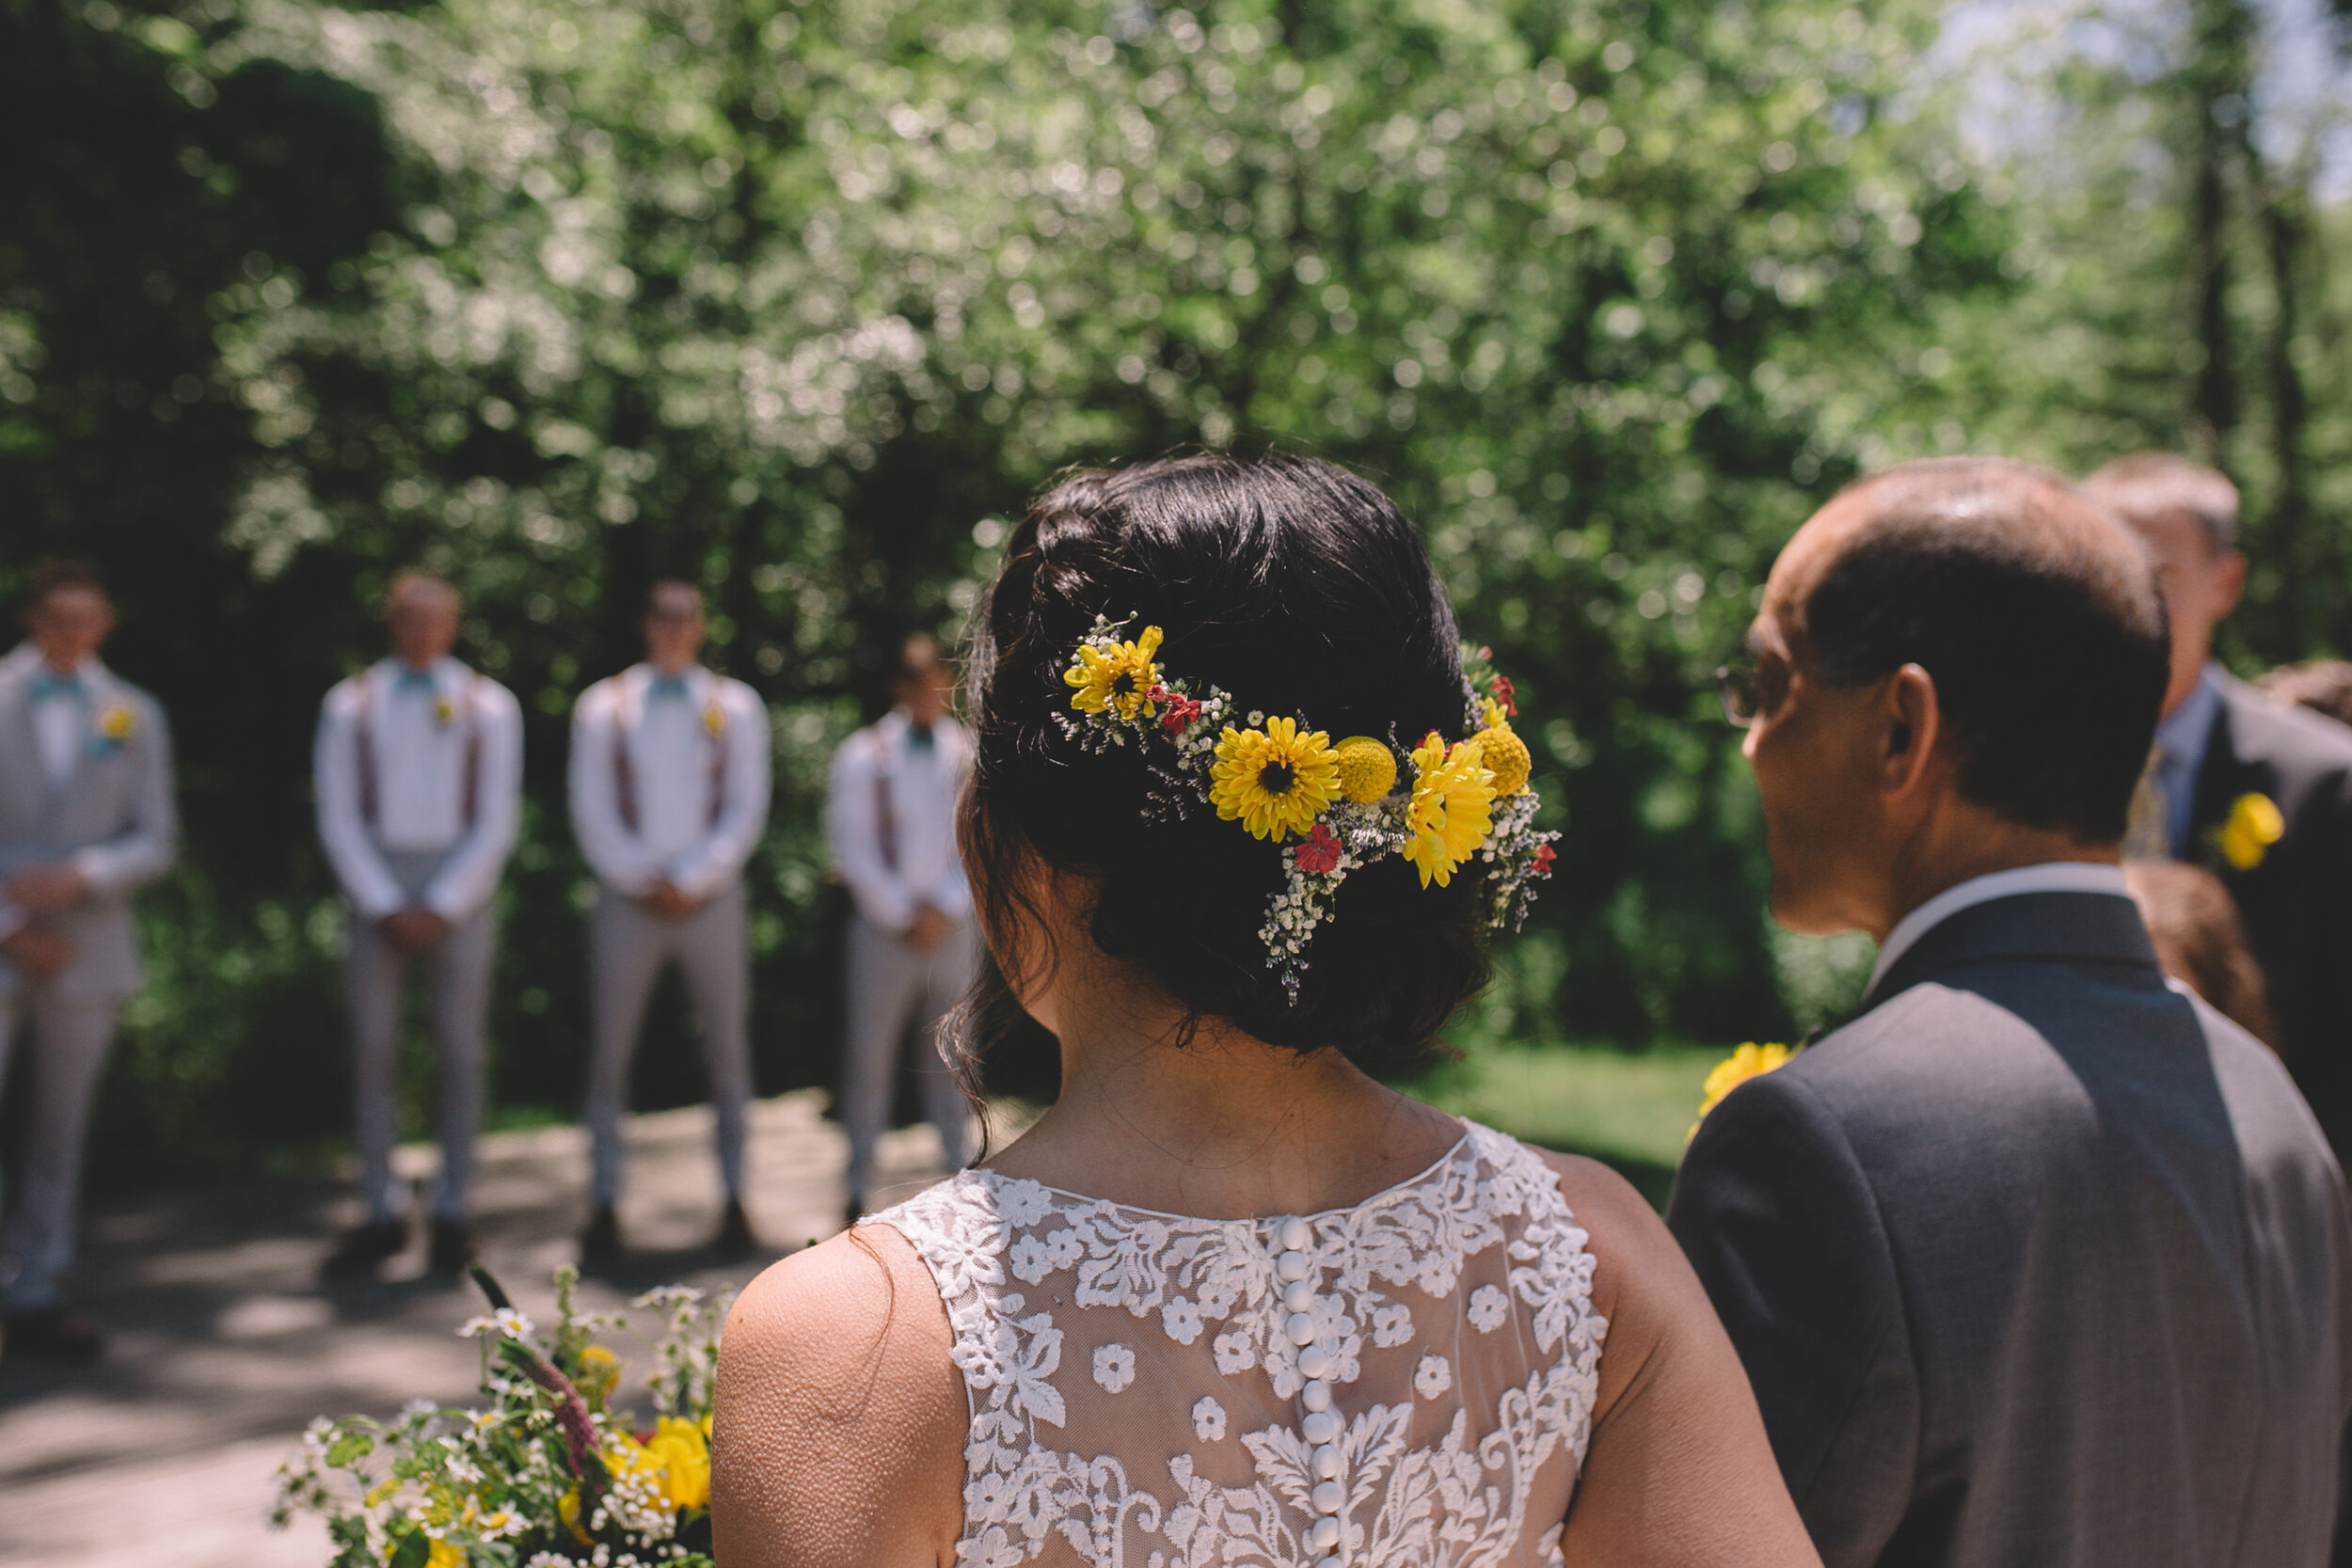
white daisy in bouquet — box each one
[274,1266,728,1568]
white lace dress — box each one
[870,1120,1608,1568]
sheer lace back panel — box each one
[871,1121,1609,1568]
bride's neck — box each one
[983,955,1462,1219]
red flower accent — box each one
[1531,843,1557,878]
[1294,823,1343,875]
[1159,690,1202,735]
[1489,673,1518,718]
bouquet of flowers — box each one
[274,1265,729,1568]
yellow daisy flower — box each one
[1209,718,1339,841]
[1401,732,1496,887]
[1065,625,1165,721]
[1331,736,1398,802]
[1689,1041,1795,1138]
[2217,791,2284,872]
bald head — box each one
[1769,456,2168,840]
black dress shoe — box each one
[711,1197,755,1258]
[427,1218,476,1276]
[580,1205,623,1269]
[3,1307,104,1365]
[321,1217,409,1282]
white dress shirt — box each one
[313,657,524,921]
[569,663,771,899]
[29,662,88,790]
[1867,861,2132,998]
[827,709,973,932]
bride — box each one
[713,454,1819,1567]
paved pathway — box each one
[0,1091,978,1568]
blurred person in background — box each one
[2260,659,2352,730]
[824,634,975,1226]
[2082,453,2352,1160]
[0,562,176,1364]
[569,580,771,1267]
[313,570,521,1281]
[2122,860,2278,1046]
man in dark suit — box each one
[1675,456,2352,1567]
[2081,452,2352,1161]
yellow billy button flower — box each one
[2217,791,2285,872]
[97,704,136,742]
[433,696,456,728]
[1472,721,1531,798]
[1065,625,1164,721]
[1689,1042,1795,1139]
[1211,718,1339,840]
[1331,736,1398,803]
[573,1343,621,1406]
[702,700,726,738]
[1401,732,1497,888]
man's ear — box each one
[2215,549,2248,618]
[1880,662,1943,799]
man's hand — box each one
[381,906,451,953]
[904,904,950,953]
[1,925,73,977]
[6,863,89,913]
[644,879,700,920]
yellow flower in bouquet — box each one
[1210,718,1338,841]
[1689,1042,1796,1139]
[2216,792,2284,872]
[612,1416,712,1512]
[1401,732,1496,888]
[1065,624,1164,721]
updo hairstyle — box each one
[956,453,1496,1080]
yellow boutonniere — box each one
[96,704,136,742]
[2216,791,2285,872]
[433,696,456,728]
[1689,1041,1796,1139]
[702,701,726,738]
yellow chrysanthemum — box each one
[1689,1042,1795,1138]
[612,1416,711,1512]
[2218,791,2285,872]
[1332,736,1399,802]
[1472,723,1532,797]
[1064,625,1164,721]
[1401,732,1496,888]
[1209,718,1340,841]
[559,1486,592,1545]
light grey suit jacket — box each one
[1671,892,2352,1567]
[0,652,177,1001]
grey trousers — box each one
[841,912,977,1199]
[0,986,118,1310]
[583,882,751,1208]
[346,849,496,1223]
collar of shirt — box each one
[377,656,463,700]
[28,662,90,702]
[1866,860,2132,997]
[876,706,960,760]
[2152,662,2226,856]
[628,661,709,712]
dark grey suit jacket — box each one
[2188,675,2352,1159]
[1669,892,2352,1568]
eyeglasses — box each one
[1715,664,1759,729]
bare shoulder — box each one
[713,1227,965,1568]
[1533,1151,1678,1305]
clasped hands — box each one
[0,863,89,976]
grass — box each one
[1405,1043,1727,1211]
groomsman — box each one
[0,563,175,1363]
[314,571,521,1280]
[569,581,771,1264]
[826,635,976,1223]
[2082,453,2352,1159]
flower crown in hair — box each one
[1060,615,1559,999]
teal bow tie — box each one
[29,672,86,703]
[907,724,936,753]
[649,673,690,701]
[395,667,437,694]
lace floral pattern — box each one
[873,1122,1607,1568]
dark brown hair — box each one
[1803,457,2169,843]
[24,559,106,611]
[2124,860,2277,1047]
[950,453,1496,1090]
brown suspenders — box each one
[610,675,729,837]
[354,670,483,832]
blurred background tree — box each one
[1,0,2345,1176]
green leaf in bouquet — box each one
[385,1526,432,1568]
[324,1431,373,1468]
